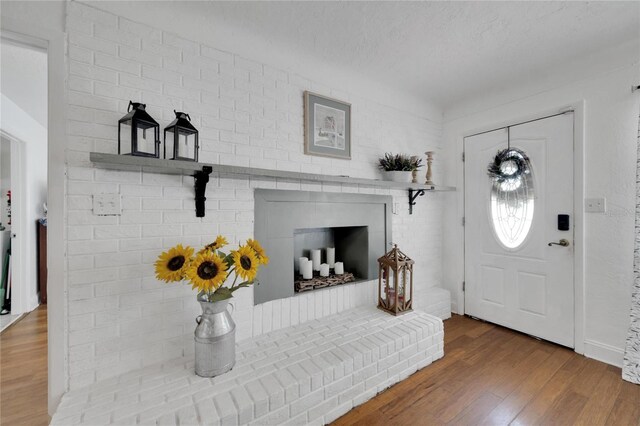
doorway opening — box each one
[0,35,48,332]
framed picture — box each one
[304,91,351,160]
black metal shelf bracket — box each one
[408,189,426,215]
[194,166,213,217]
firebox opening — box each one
[293,226,369,292]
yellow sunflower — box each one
[199,235,229,254]
[185,252,228,292]
[246,238,269,265]
[232,245,259,281]
[155,244,194,282]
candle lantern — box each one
[118,101,161,158]
[377,244,414,315]
[164,110,199,161]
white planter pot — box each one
[383,171,412,183]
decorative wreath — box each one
[487,148,530,183]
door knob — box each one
[548,239,570,247]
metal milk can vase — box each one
[194,292,236,377]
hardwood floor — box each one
[334,314,640,426]
[0,305,49,426]
[1,309,638,425]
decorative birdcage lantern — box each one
[378,244,414,315]
[118,101,161,158]
[164,110,199,162]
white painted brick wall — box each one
[64,1,446,389]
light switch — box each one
[585,197,606,213]
[93,193,122,216]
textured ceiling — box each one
[94,1,640,110]
[201,1,639,108]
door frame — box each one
[0,18,67,413]
[461,102,585,354]
[0,132,33,315]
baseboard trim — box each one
[583,339,624,368]
[0,312,27,334]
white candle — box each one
[311,249,322,271]
[327,247,336,268]
[320,263,330,277]
[302,259,313,280]
[298,257,308,274]
[334,262,344,275]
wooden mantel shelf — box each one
[89,152,455,215]
[90,152,455,191]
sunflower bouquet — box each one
[155,236,269,303]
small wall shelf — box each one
[89,152,455,215]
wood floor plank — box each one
[510,353,587,425]
[446,391,503,426]
[462,320,494,339]
[616,371,640,405]
[336,314,640,426]
[334,408,387,426]
[2,309,639,426]
[0,305,50,426]
[479,347,572,425]
[508,373,570,424]
[442,316,477,343]
[605,398,640,426]
[570,357,608,398]
[574,364,623,426]
[432,336,540,422]
[382,387,450,425]
[537,390,589,425]
[387,366,456,410]
[485,348,551,398]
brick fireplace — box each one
[61,1,445,392]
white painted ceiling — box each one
[169,1,640,109]
[92,1,640,111]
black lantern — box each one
[118,101,161,158]
[164,110,199,162]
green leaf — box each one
[378,152,419,171]
[223,253,234,268]
[208,292,233,302]
[208,287,233,302]
[228,280,254,294]
[214,287,233,296]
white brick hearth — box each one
[417,287,451,321]
[52,307,444,425]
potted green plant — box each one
[378,153,423,183]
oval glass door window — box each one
[490,149,535,249]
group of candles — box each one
[298,247,344,279]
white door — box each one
[464,113,574,347]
